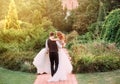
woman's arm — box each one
[45,39,49,53]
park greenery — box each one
[0,0,120,73]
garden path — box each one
[34,74,78,84]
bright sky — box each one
[62,0,79,10]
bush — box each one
[66,30,79,49]
[19,21,33,29]
[0,51,36,73]
[101,9,120,46]
[77,55,120,73]
[0,25,55,51]
[0,28,30,43]
[0,22,56,72]
[66,30,79,42]
[68,39,89,72]
[87,21,103,40]
[0,43,7,54]
[68,40,120,73]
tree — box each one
[87,0,120,40]
[68,0,99,34]
[5,0,20,29]
[101,9,120,46]
[31,0,66,30]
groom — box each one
[46,32,59,76]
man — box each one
[46,32,61,76]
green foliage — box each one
[0,51,36,72]
[0,22,55,72]
[0,29,28,43]
[87,21,103,40]
[5,0,20,29]
[101,9,120,46]
[77,55,120,73]
[69,44,86,72]
[0,0,120,33]
[68,40,120,73]
[31,0,66,30]
[0,0,120,74]
[68,0,99,34]
[66,30,79,42]
[66,30,79,49]
[19,21,33,29]
[0,43,7,54]
[0,25,54,51]
[0,0,56,71]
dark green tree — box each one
[69,0,99,34]
[101,9,120,46]
[84,0,120,40]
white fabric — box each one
[33,48,51,74]
[33,47,73,81]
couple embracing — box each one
[33,31,73,82]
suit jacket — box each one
[47,39,58,52]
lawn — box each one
[76,70,120,84]
[0,67,36,84]
[0,67,120,84]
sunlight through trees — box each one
[5,0,20,29]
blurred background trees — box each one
[0,0,120,73]
[0,0,119,33]
[5,0,20,29]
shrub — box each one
[68,40,120,73]
[77,55,120,73]
[19,21,33,29]
[0,25,55,51]
[68,41,88,72]
[0,23,56,72]
[87,21,103,40]
[94,55,120,72]
[0,51,36,73]
[0,43,7,54]
[66,30,79,49]
[66,30,79,42]
[0,28,29,43]
[76,55,95,72]
[101,9,120,46]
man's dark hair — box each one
[50,32,54,36]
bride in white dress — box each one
[33,31,73,82]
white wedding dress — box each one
[33,40,73,81]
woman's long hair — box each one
[56,31,66,43]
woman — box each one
[33,31,73,81]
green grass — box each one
[76,70,120,84]
[0,67,36,84]
[0,67,120,84]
